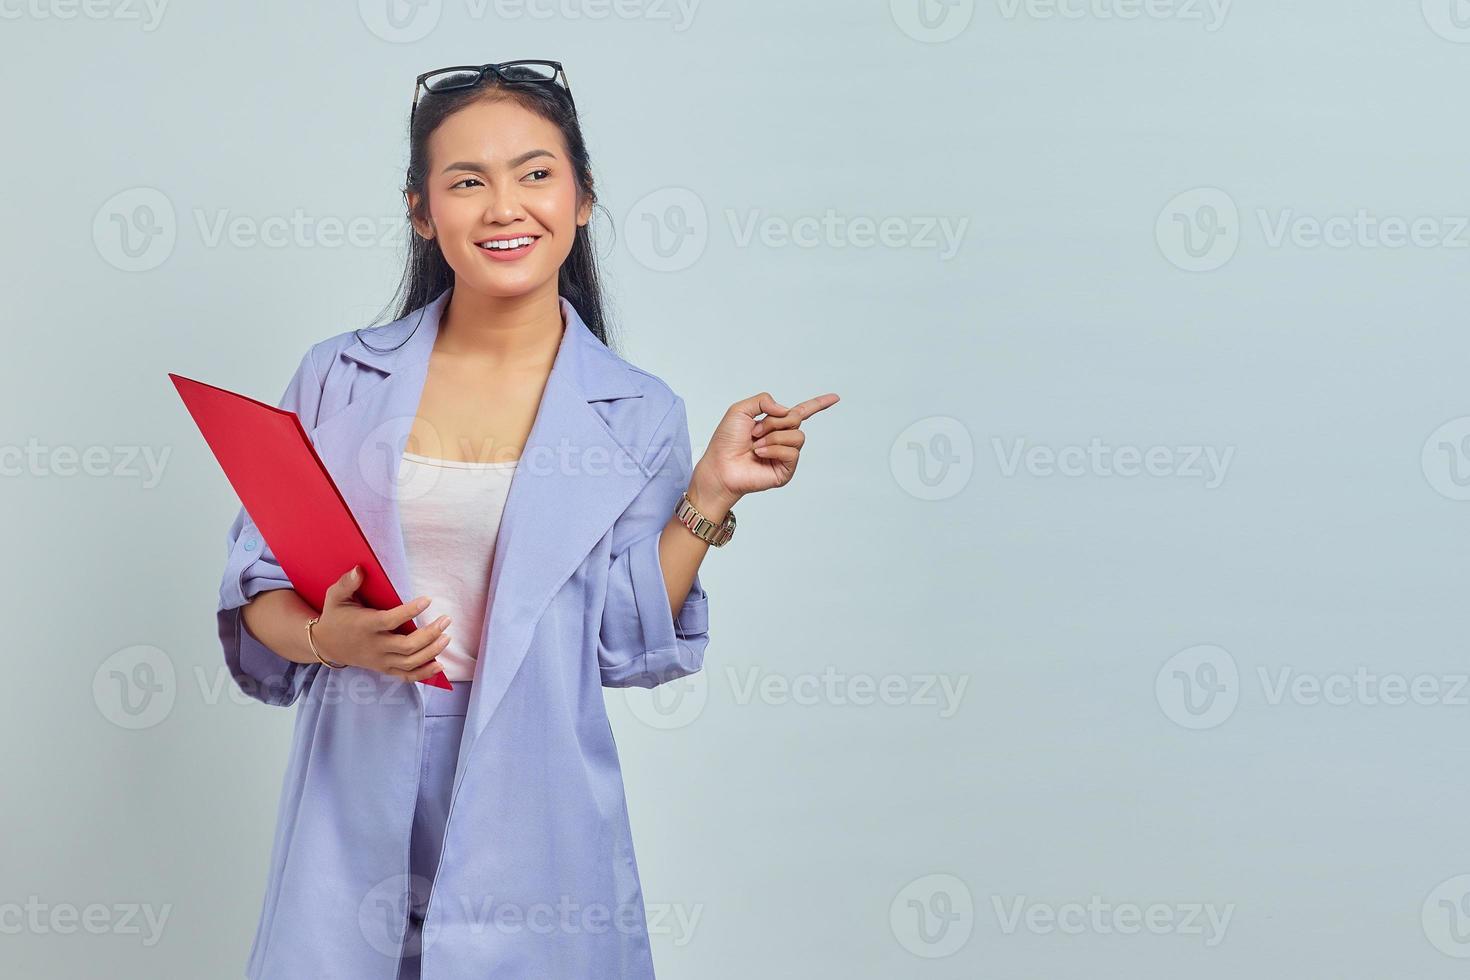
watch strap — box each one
[675,490,736,547]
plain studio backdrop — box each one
[4,2,1470,977]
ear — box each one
[576,193,593,229]
[405,189,435,241]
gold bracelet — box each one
[306,615,347,668]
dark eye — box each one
[451,176,483,190]
[524,169,551,182]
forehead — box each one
[427,98,567,165]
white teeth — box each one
[479,237,535,250]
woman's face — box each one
[408,97,591,300]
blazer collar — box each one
[340,287,644,403]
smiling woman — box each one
[387,61,605,344]
[218,58,836,980]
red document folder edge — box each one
[169,372,453,691]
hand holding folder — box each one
[170,372,453,691]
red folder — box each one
[169,372,453,691]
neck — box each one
[435,281,565,367]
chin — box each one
[459,270,552,299]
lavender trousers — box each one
[396,678,473,980]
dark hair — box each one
[358,70,616,352]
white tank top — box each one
[396,450,518,683]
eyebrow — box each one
[439,149,558,175]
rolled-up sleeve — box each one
[598,395,711,689]
[215,349,325,707]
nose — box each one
[481,180,526,224]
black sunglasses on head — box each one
[411,60,576,122]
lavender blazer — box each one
[215,288,710,978]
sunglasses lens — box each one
[423,69,482,93]
[500,62,558,82]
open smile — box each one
[475,235,541,261]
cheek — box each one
[430,194,476,234]
[545,185,582,227]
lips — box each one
[475,234,542,262]
[476,235,539,252]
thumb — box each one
[332,565,362,599]
[731,391,790,421]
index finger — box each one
[754,393,840,435]
[377,595,432,631]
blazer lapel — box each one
[308,288,652,752]
[458,297,651,755]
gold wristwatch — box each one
[675,490,736,547]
